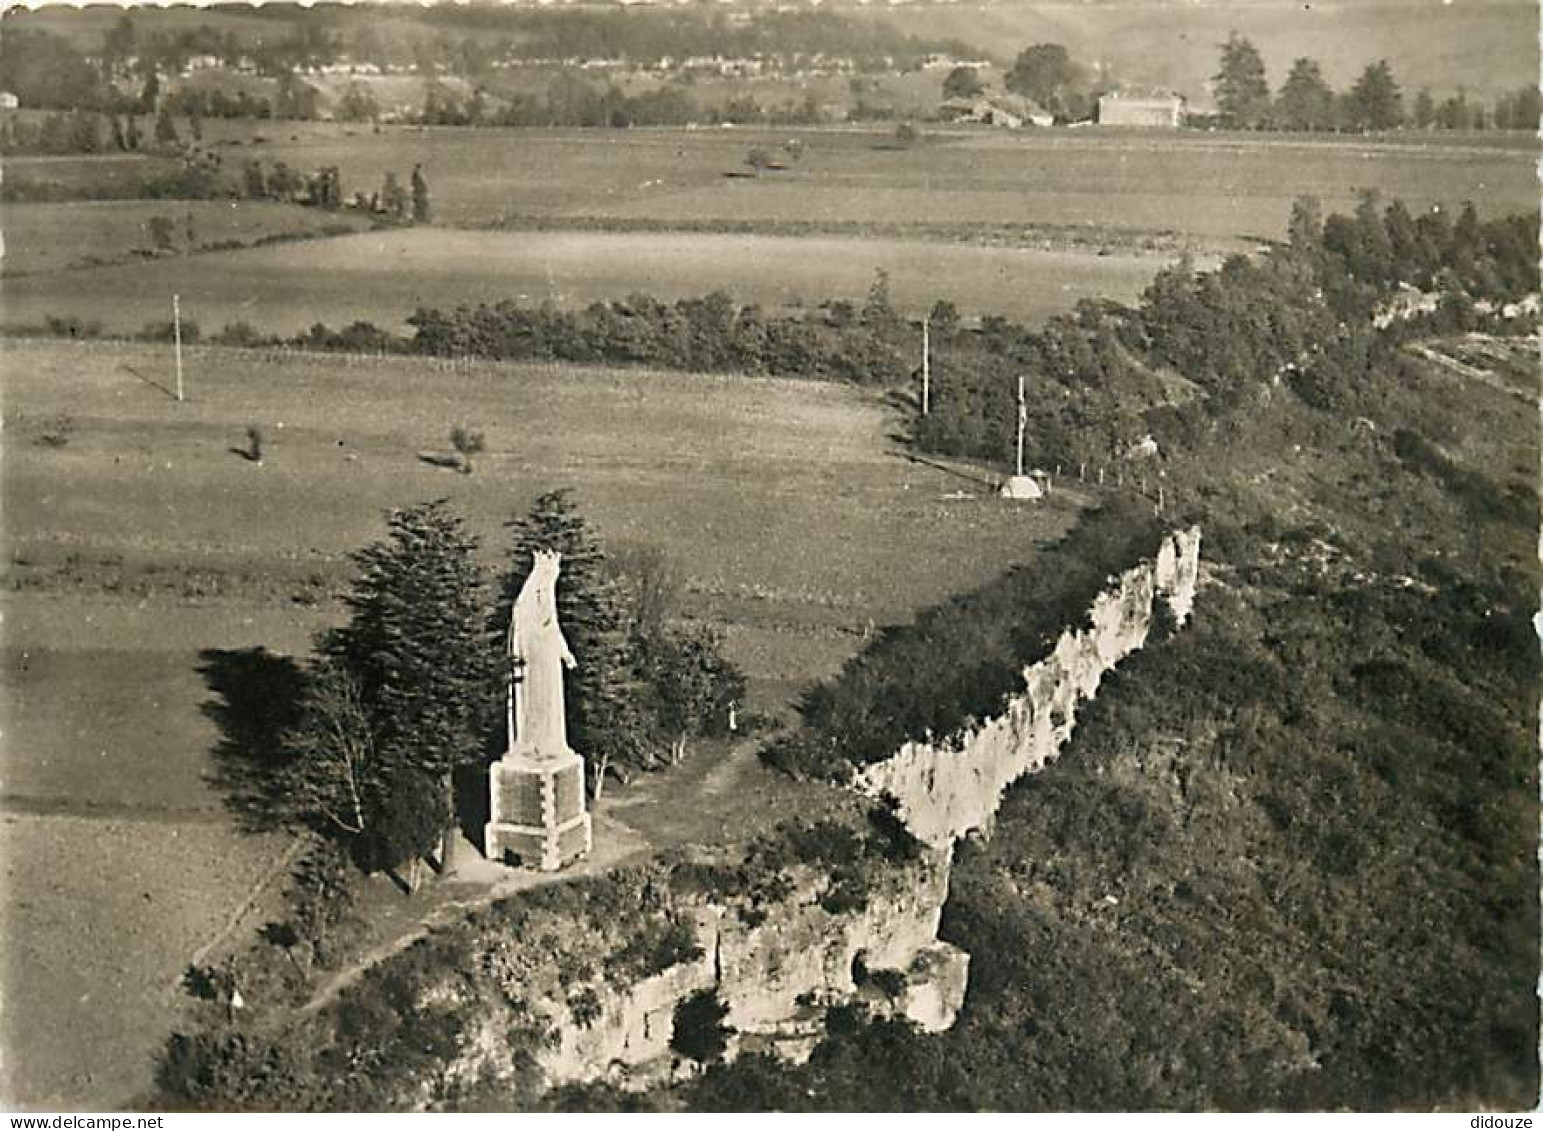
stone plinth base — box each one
[999,474,1043,501]
[485,749,592,872]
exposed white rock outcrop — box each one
[533,850,967,1089]
[853,527,1201,848]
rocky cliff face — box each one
[853,526,1201,848]
[441,528,1200,1098]
[529,850,968,1089]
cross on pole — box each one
[1015,372,1026,479]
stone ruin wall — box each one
[852,525,1202,848]
[451,527,1202,1095]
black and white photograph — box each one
[0,0,1537,1114]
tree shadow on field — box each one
[198,647,306,833]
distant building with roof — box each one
[1097,91,1185,128]
[939,93,1053,129]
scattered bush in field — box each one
[137,319,199,344]
[213,321,271,348]
[147,214,177,251]
[291,321,396,354]
[449,425,485,474]
[44,314,101,339]
[34,414,74,448]
[179,963,235,1004]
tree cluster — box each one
[277,494,744,881]
[495,491,744,792]
[1210,33,1539,133]
[407,272,912,384]
[1004,43,1099,122]
[910,197,1537,474]
[284,501,498,886]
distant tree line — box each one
[405,270,915,383]
[1209,32,1539,132]
[0,125,432,223]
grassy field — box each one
[1,336,1076,1108]
[6,124,1532,339]
[189,122,1537,238]
[0,200,372,276]
[0,226,1174,337]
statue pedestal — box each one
[485,749,592,872]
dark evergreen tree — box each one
[66,109,101,153]
[1275,57,1335,131]
[1437,91,1474,131]
[1286,195,1324,259]
[319,500,499,885]
[242,159,266,199]
[860,267,902,340]
[1213,32,1270,129]
[1412,88,1436,129]
[410,163,431,223]
[1346,60,1403,132]
[499,490,649,791]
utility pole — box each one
[172,293,185,403]
[920,314,930,416]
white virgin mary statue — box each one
[507,549,577,760]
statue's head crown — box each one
[529,548,562,584]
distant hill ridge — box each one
[865,0,1538,103]
[8,0,1533,104]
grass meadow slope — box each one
[0,337,1075,1108]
